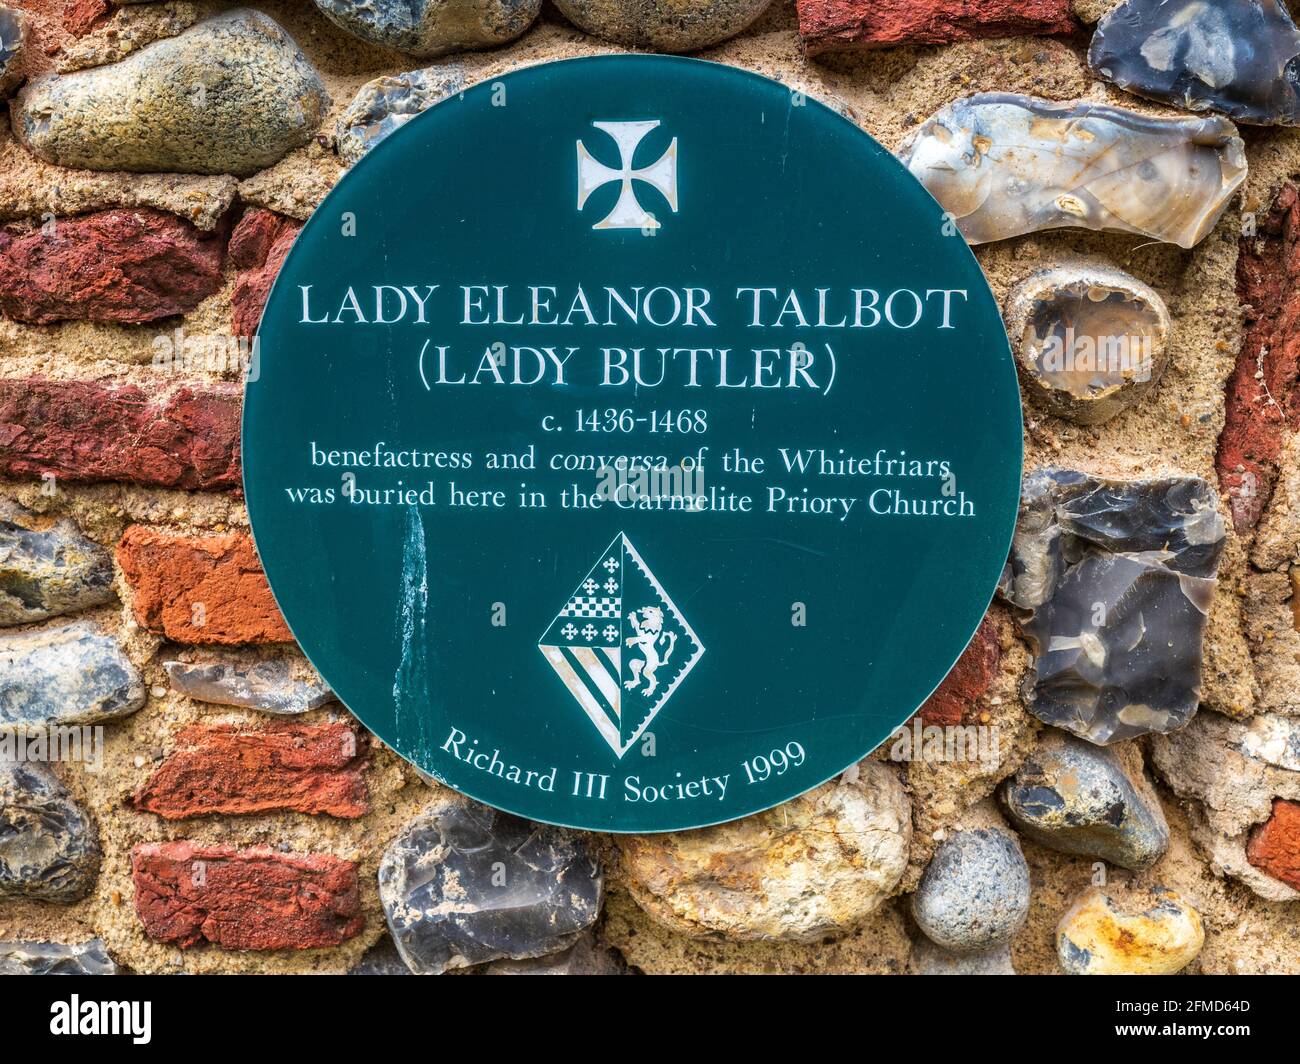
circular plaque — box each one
[244,55,1023,832]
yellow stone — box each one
[1057,885,1204,975]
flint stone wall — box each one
[0,0,1297,975]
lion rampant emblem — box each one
[624,605,677,696]
[539,533,704,758]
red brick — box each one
[917,616,1000,725]
[9,2,108,83]
[230,208,300,338]
[1247,798,1300,890]
[134,723,368,819]
[116,526,292,645]
[0,208,225,324]
[1218,183,1300,532]
[798,0,1076,51]
[59,0,110,37]
[131,841,364,950]
[228,207,293,270]
[0,379,241,490]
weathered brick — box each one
[11,1,108,79]
[134,722,368,819]
[917,616,1000,725]
[230,207,299,337]
[0,207,225,324]
[1247,798,1300,890]
[61,0,111,38]
[131,841,363,950]
[116,526,292,644]
[797,0,1076,52]
[0,379,241,490]
[1218,183,1300,532]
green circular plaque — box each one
[244,55,1022,832]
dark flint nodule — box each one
[1090,0,1300,126]
[999,730,1170,868]
[379,798,603,974]
[0,760,100,903]
[0,6,25,98]
[0,517,116,625]
[999,469,1225,744]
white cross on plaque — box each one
[576,120,678,232]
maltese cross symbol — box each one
[576,120,678,232]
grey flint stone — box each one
[1000,730,1169,869]
[164,658,335,715]
[348,934,413,975]
[910,828,1030,952]
[379,797,603,974]
[335,65,469,167]
[482,932,627,974]
[0,517,115,626]
[0,938,118,975]
[1090,0,1300,126]
[553,0,774,52]
[998,469,1226,744]
[911,937,1016,975]
[0,761,100,904]
[0,621,146,729]
[11,10,331,176]
[314,0,541,59]
[0,5,27,99]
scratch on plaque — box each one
[394,507,433,760]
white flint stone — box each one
[897,92,1247,248]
